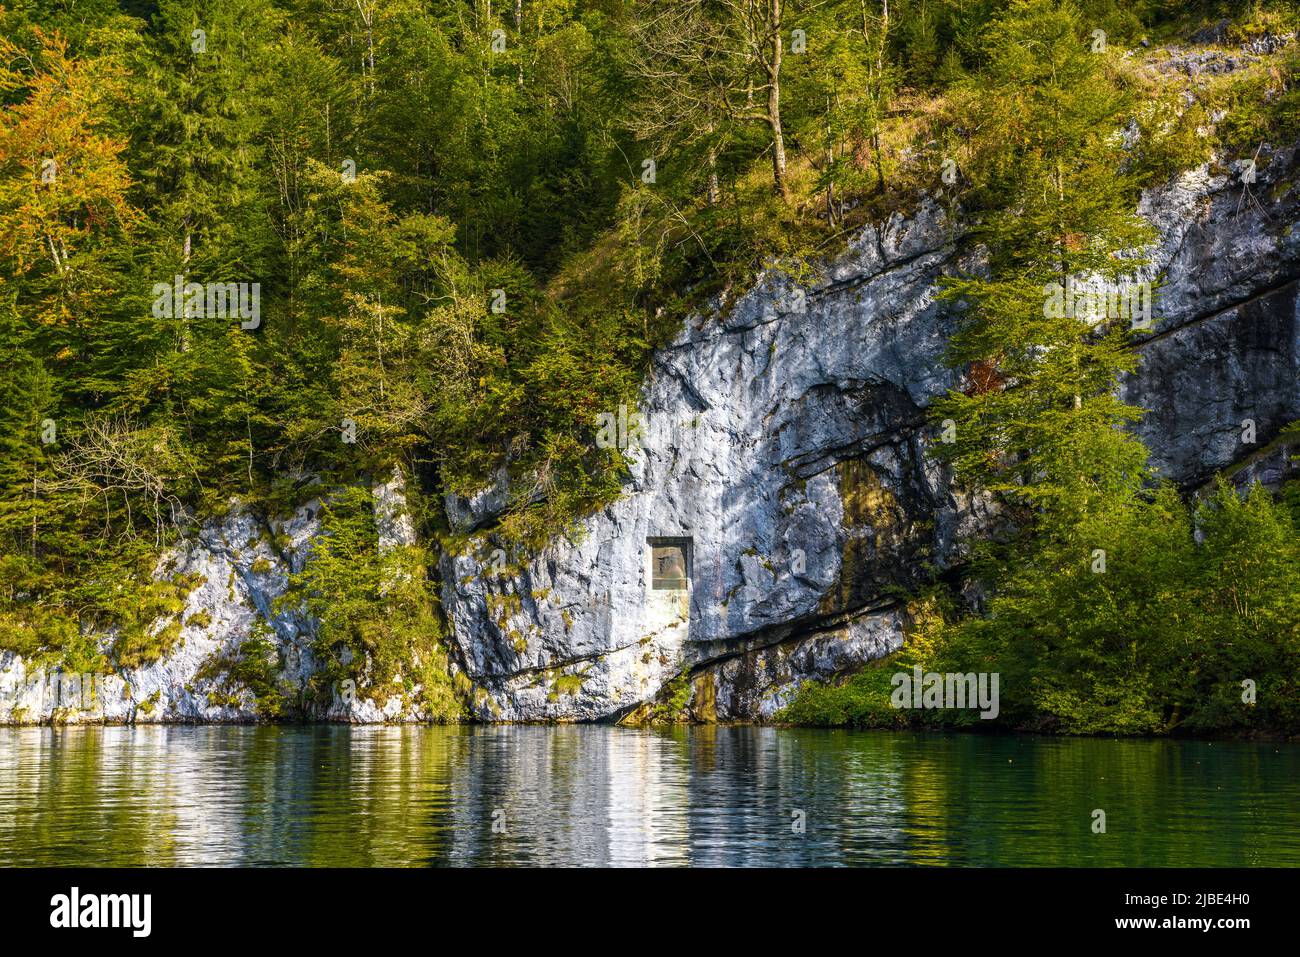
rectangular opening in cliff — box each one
[649,538,691,590]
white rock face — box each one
[374,465,419,550]
[441,144,1300,723]
[0,500,321,724]
[4,145,1298,725]
[697,607,909,721]
[0,477,429,724]
[1123,146,1300,485]
[439,199,977,722]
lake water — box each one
[0,725,1296,867]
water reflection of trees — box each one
[1,727,1296,866]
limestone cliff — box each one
[2,143,1297,725]
[440,146,1300,723]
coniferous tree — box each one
[932,0,1155,520]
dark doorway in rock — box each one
[648,537,692,590]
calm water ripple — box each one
[0,725,1296,867]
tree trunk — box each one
[873,129,886,195]
[515,0,523,84]
[768,0,790,200]
[180,225,192,353]
[861,0,890,194]
[706,118,720,205]
[825,97,837,225]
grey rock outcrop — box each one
[441,144,1300,723]
[1123,150,1300,485]
[439,198,970,722]
[0,500,320,724]
[4,144,1297,725]
[0,470,433,724]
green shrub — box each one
[281,487,461,721]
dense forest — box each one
[1,0,1298,733]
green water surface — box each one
[0,725,1295,866]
